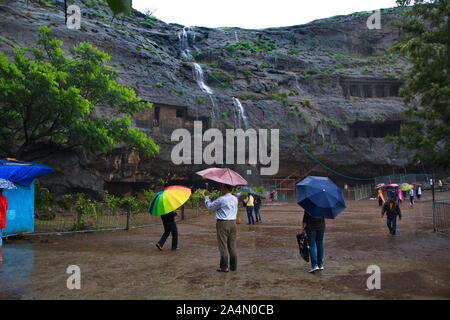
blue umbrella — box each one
[296,176,346,219]
[239,186,269,198]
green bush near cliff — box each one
[0,26,159,159]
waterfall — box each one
[193,63,217,126]
[192,63,214,95]
[232,97,249,129]
[234,31,239,43]
[178,26,196,60]
[177,26,218,127]
[292,72,301,91]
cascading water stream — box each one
[178,26,218,125]
[192,63,214,95]
[232,97,249,129]
[178,26,194,60]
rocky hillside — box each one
[0,0,415,195]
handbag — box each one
[296,231,310,262]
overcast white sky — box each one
[133,0,398,29]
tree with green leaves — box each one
[389,0,450,169]
[0,26,159,160]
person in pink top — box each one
[397,188,403,203]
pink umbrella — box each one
[196,168,248,186]
[383,184,399,188]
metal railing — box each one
[432,200,450,235]
[373,173,447,185]
[343,184,375,201]
[32,204,211,235]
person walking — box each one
[205,184,238,272]
[381,195,402,235]
[270,189,275,202]
[416,184,422,201]
[302,211,325,273]
[438,180,443,192]
[0,188,8,263]
[397,187,403,204]
[377,188,385,207]
[254,195,262,222]
[408,187,415,208]
[156,211,179,251]
[243,193,255,225]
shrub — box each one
[320,117,341,129]
[119,197,145,215]
[105,192,121,215]
[74,194,98,230]
[35,182,55,220]
[196,97,205,104]
[225,40,275,53]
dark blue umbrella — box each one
[296,176,346,219]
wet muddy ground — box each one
[1,192,450,300]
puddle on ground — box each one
[0,244,35,299]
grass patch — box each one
[225,40,276,54]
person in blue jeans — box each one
[243,194,255,225]
[302,211,325,273]
[254,196,262,222]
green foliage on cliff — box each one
[105,0,132,16]
[388,0,450,169]
[0,26,159,159]
[225,40,276,54]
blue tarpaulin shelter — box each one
[0,159,52,236]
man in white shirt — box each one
[204,184,238,272]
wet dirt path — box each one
[1,193,449,300]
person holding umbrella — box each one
[205,184,238,272]
[302,211,325,273]
[149,186,192,251]
[296,176,346,273]
[197,168,247,273]
[156,211,179,251]
[243,193,255,225]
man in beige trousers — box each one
[204,184,238,272]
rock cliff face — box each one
[0,0,415,195]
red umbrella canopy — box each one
[196,168,248,186]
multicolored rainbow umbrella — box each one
[149,185,191,216]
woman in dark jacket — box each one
[302,211,325,273]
